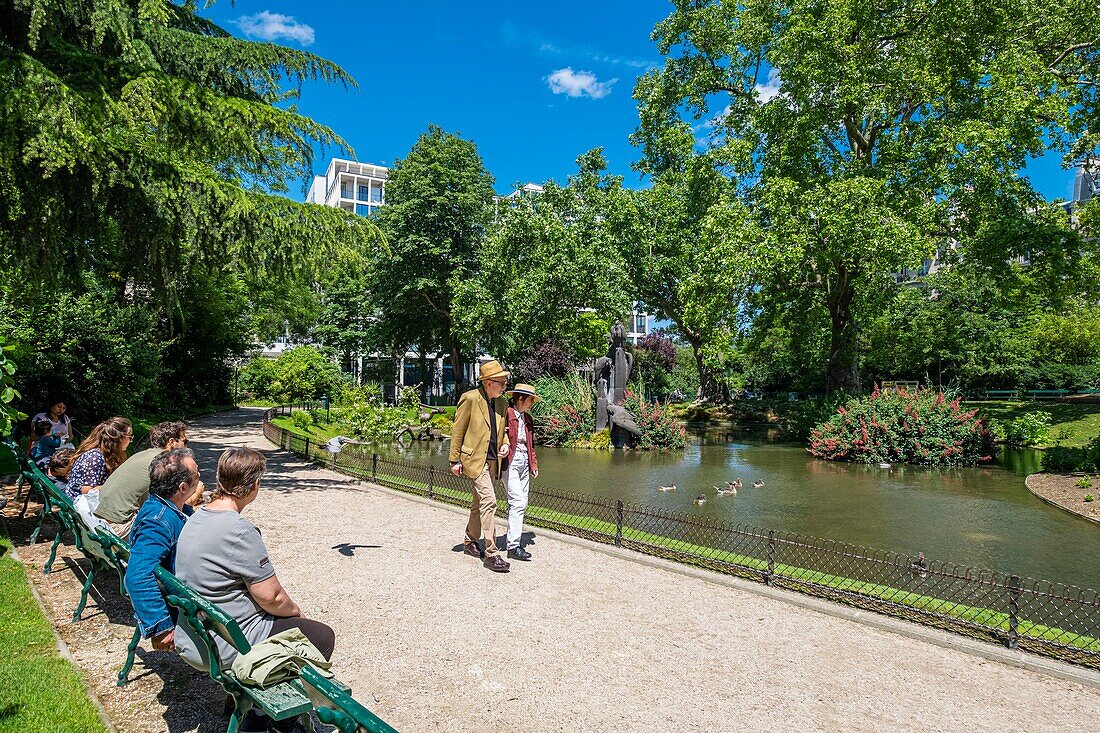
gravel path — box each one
[7,407,1100,732]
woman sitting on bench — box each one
[173,447,335,672]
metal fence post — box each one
[428,465,435,499]
[766,530,777,586]
[615,500,623,546]
[1008,574,1022,650]
[304,437,310,459]
[371,454,378,482]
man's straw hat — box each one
[478,360,510,381]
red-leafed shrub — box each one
[624,391,687,450]
[808,385,994,467]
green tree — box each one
[635,0,1100,393]
[2,0,381,292]
[454,150,632,364]
[616,148,758,401]
[371,125,496,379]
[1,1,378,412]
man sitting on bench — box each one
[96,421,191,539]
[124,449,203,651]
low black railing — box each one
[262,405,1100,670]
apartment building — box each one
[306,158,387,217]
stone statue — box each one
[594,322,639,446]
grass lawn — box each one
[0,530,110,733]
[271,416,347,443]
[967,400,1100,448]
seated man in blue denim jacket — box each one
[124,448,204,651]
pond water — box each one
[370,425,1100,590]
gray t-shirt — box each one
[173,508,276,670]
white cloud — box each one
[545,67,617,99]
[755,67,781,102]
[235,11,315,46]
[501,23,656,70]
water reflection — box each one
[370,427,1099,590]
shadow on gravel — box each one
[331,543,382,556]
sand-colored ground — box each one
[1026,472,1100,524]
[4,407,1099,733]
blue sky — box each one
[200,1,1079,201]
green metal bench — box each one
[3,437,51,543]
[1025,389,1070,400]
[155,566,395,733]
[21,460,130,620]
[983,389,1018,399]
[300,665,398,733]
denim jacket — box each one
[123,495,193,639]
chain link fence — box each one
[263,405,1100,670]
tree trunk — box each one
[825,266,861,394]
[448,342,465,395]
[687,333,731,403]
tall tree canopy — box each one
[370,124,497,380]
[635,0,1100,392]
[1,0,380,416]
[454,150,633,364]
[1,0,380,296]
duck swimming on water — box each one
[694,494,707,505]
[658,484,677,492]
[753,480,765,488]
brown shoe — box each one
[463,542,484,559]
[483,555,510,573]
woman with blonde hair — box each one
[65,417,132,499]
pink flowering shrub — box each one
[624,391,687,450]
[808,385,994,467]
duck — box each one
[716,485,737,496]
[658,484,677,492]
[753,480,765,488]
[694,494,708,505]
[728,478,743,489]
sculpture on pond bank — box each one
[594,322,640,447]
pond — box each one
[369,425,1100,590]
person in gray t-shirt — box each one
[173,447,335,681]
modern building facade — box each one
[306,158,387,217]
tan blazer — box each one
[449,386,509,479]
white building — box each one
[306,158,387,217]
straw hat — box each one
[478,360,510,381]
[506,383,542,403]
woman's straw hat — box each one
[506,383,542,403]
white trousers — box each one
[504,449,530,550]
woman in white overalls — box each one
[503,384,540,561]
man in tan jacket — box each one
[450,360,511,573]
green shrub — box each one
[588,429,611,450]
[291,410,313,429]
[532,374,595,447]
[997,411,1052,446]
[343,401,408,443]
[239,347,347,402]
[808,385,994,467]
[1042,435,1100,473]
[1085,495,1095,502]
[1076,477,1094,489]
